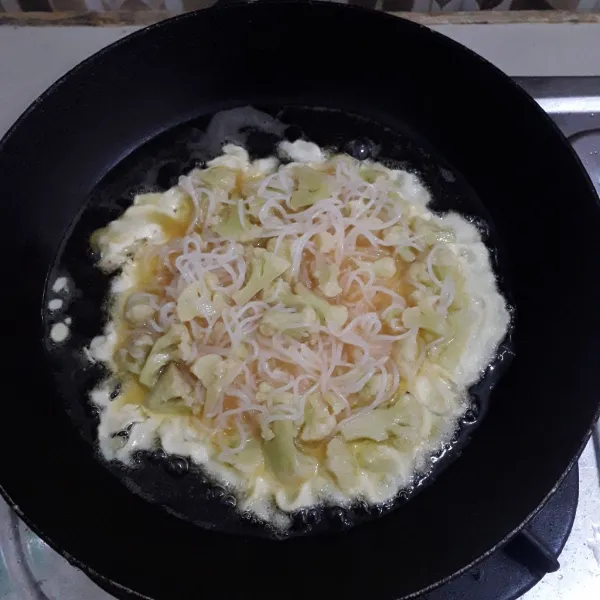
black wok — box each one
[1,3,599,599]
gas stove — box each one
[0,77,599,600]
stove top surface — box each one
[0,77,599,600]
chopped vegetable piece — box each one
[232,249,290,305]
[290,167,332,210]
[281,283,348,328]
[316,263,343,298]
[259,307,319,339]
[139,325,188,387]
[264,421,316,484]
[300,393,336,442]
[145,363,193,414]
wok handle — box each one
[506,528,561,574]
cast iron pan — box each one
[1,3,599,599]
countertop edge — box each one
[2,10,600,28]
